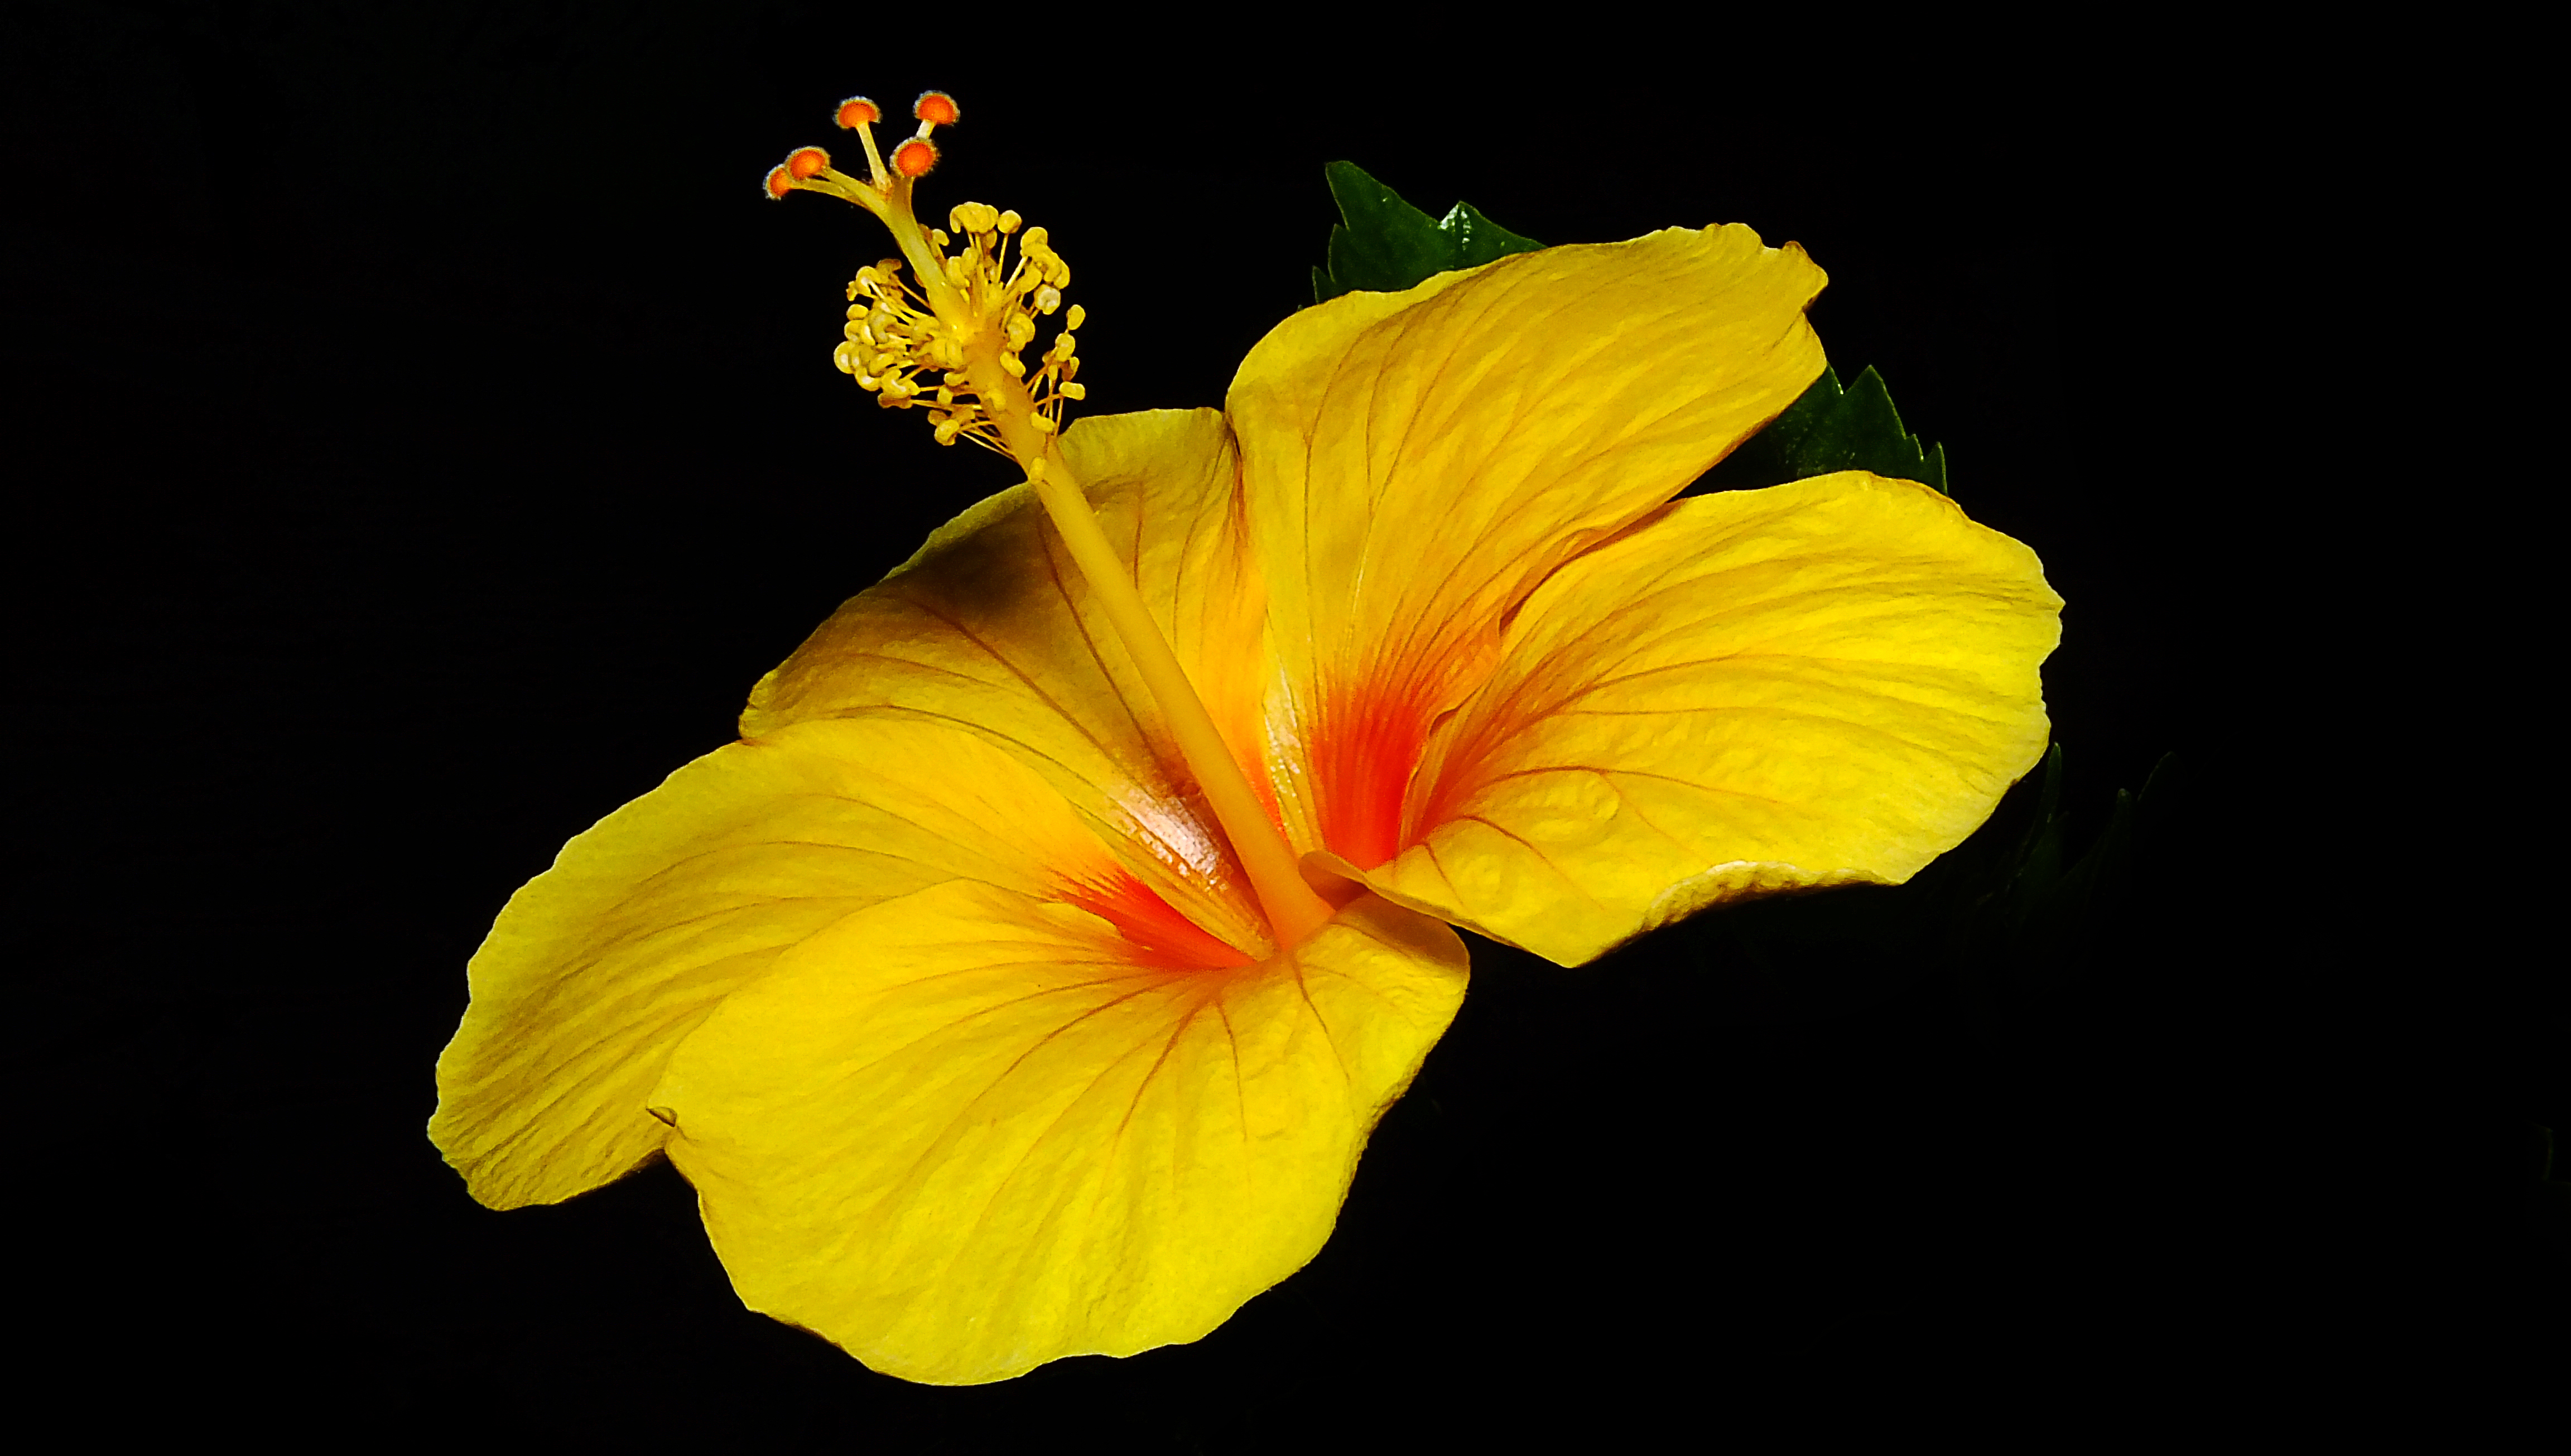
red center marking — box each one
[1311,672,1438,871]
[1058,865,1254,971]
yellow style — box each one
[430,91,2063,1385]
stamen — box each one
[766,88,1339,949]
[1019,456,1337,949]
[835,97,889,185]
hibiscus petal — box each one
[739,408,1274,957]
[1360,471,2062,966]
[648,883,1467,1385]
[432,714,1231,1209]
[1224,225,1830,870]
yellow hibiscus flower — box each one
[430,92,2062,1385]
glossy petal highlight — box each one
[650,886,1467,1385]
[432,715,1215,1208]
[1225,225,1829,869]
[1364,471,2062,966]
[740,408,1275,957]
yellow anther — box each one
[1065,304,1086,330]
[771,90,1090,463]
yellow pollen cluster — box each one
[832,203,1086,450]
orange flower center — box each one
[1057,866,1256,971]
[1313,676,1439,871]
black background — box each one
[3,3,2554,1444]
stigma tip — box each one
[763,164,793,200]
[913,91,960,128]
[836,96,882,129]
[786,146,831,180]
[891,136,938,178]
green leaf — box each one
[1961,747,2181,1001]
[1695,364,1951,496]
[1310,161,1544,303]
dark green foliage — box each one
[1952,746,2179,999]
[1309,161,1544,303]
[1696,364,1950,495]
